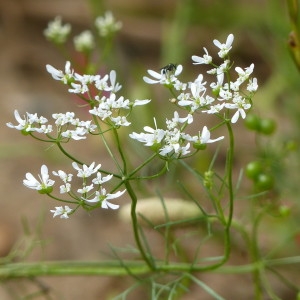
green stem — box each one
[92,116,123,174]
[3,255,300,278]
[124,180,156,270]
[56,142,84,165]
[112,127,127,174]
[251,209,267,300]
[225,120,234,229]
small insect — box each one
[161,63,177,75]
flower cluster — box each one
[7,29,258,219]
[130,34,258,157]
[23,163,125,219]
[144,34,258,124]
[129,113,224,158]
[94,11,122,37]
[73,30,95,53]
[6,110,96,141]
[46,62,150,128]
[43,16,71,44]
[43,11,121,45]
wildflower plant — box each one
[4,9,299,300]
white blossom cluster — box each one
[46,61,150,129]
[94,11,122,37]
[130,34,258,158]
[23,163,125,219]
[43,16,71,44]
[43,11,121,48]
[6,31,258,219]
[7,62,151,141]
[7,110,96,141]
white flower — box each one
[213,34,234,58]
[203,103,226,114]
[110,116,131,127]
[73,30,95,52]
[80,120,97,132]
[34,124,53,134]
[174,80,187,91]
[159,129,191,157]
[192,47,212,65]
[95,74,109,91]
[61,128,88,140]
[143,65,183,85]
[89,105,112,120]
[53,112,75,126]
[44,16,71,44]
[235,63,254,85]
[218,88,233,101]
[77,184,94,194]
[106,93,130,109]
[108,70,122,92]
[95,11,122,37]
[247,77,258,92]
[59,183,71,194]
[83,187,125,209]
[198,126,224,144]
[68,82,89,94]
[225,95,251,123]
[7,110,49,134]
[50,206,72,219]
[129,120,165,147]
[46,61,74,84]
[7,110,33,133]
[52,170,73,183]
[210,73,224,91]
[92,173,113,185]
[166,111,193,130]
[72,162,101,178]
[23,165,55,193]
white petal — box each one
[213,39,222,49]
[102,200,119,209]
[226,34,234,47]
[231,111,239,123]
[175,64,183,76]
[143,76,159,84]
[147,69,162,79]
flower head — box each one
[225,95,251,123]
[95,11,122,37]
[73,30,95,53]
[192,47,212,65]
[6,110,49,135]
[44,16,71,44]
[143,64,183,85]
[83,187,125,210]
[72,162,101,178]
[129,119,165,147]
[50,206,72,219]
[46,61,74,84]
[213,34,234,58]
[23,165,55,194]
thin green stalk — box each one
[2,254,300,279]
[250,208,267,300]
[225,120,235,229]
[56,142,84,165]
[127,153,165,179]
[112,127,127,174]
[92,115,123,174]
[124,180,156,270]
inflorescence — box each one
[7,15,258,220]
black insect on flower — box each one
[161,63,177,75]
